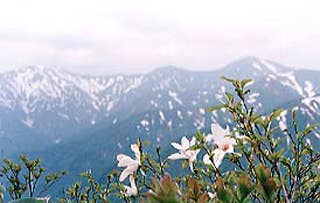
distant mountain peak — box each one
[149,66,186,75]
[236,56,261,62]
[221,56,294,77]
[17,65,54,73]
[10,65,69,79]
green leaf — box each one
[241,79,253,88]
[182,160,189,169]
[189,144,202,151]
[271,149,284,161]
[244,89,251,95]
[225,92,234,102]
[237,173,253,201]
[255,165,277,201]
[269,108,284,121]
[195,131,204,142]
[303,124,320,136]
[143,139,151,146]
[216,177,232,203]
[207,104,227,112]
[255,117,268,129]
[221,76,236,84]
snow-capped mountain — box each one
[1,56,320,195]
[0,57,320,156]
[0,66,144,144]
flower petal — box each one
[213,148,226,168]
[119,164,139,182]
[211,124,230,141]
[188,149,200,162]
[171,142,182,150]
[125,176,138,197]
[189,160,194,172]
[208,192,215,199]
[203,154,212,165]
[168,153,188,160]
[227,137,237,146]
[131,144,140,162]
[190,136,197,146]
[211,124,225,136]
[117,154,136,167]
[119,168,131,182]
[123,176,138,198]
[181,136,189,149]
[205,133,214,143]
[225,144,234,154]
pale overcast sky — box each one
[0,0,320,74]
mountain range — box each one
[0,56,319,195]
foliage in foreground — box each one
[0,155,66,202]
[1,77,320,202]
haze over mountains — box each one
[0,56,319,191]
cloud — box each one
[0,0,319,74]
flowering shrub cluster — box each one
[1,77,320,202]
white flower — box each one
[203,124,236,167]
[122,175,138,197]
[117,144,141,182]
[208,192,215,199]
[168,136,200,172]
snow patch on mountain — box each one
[23,116,34,128]
[247,93,260,104]
[159,111,165,121]
[140,119,149,127]
[302,96,320,115]
[252,63,263,71]
[199,108,205,115]
[168,101,173,110]
[194,117,205,130]
[277,110,287,131]
[304,81,316,98]
[168,91,183,105]
[124,76,144,93]
[279,72,305,97]
[150,100,158,108]
[167,120,173,130]
[259,60,305,97]
[177,110,183,120]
